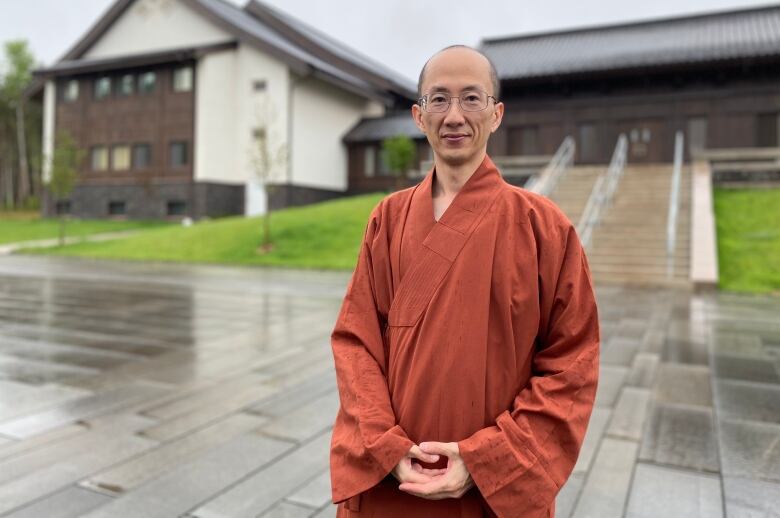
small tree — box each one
[382,134,416,191]
[47,130,83,245]
[249,98,287,254]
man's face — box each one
[412,48,504,167]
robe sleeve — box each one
[458,221,600,518]
[330,202,415,504]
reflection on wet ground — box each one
[0,256,777,517]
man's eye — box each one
[430,95,447,103]
[464,94,481,102]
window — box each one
[173,66,193,92]
[118,74,134,96]
[94,77,111,99]
[91,146,108,171]
[139,71,156,94]
[133,144,151,169]
[378,147,392,176]
[508,125,540,156]
[578,123,600,163]
[167,200,187,216]
[169,141,188,167]
[112,145,131,171]
[364,146,376,177]
[108,201,126,216]
[63,80,79,102]
[55,200,71,215]
[756,113,779,148]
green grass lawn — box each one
[22,193,386,270]
[0,211,172,245]
[714,187,780,294]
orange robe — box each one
[330,154,600,517]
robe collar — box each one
[416,153,503,233]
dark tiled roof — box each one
[30,0,414,104]
[481,5,780,80]
[343,113,425,143]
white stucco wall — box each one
[290,78,384,191]
[41,80,56,184]
[194,49,238,184]
[83,0,233,59]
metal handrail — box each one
[525,136,576,197]
[666,131,684,277]
[577,134,628,250]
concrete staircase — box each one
[551,164,692,287]
[549,166,604,226]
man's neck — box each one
[432,151,487,198]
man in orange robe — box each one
[329,45,600,517]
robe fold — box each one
[330,154,600,517]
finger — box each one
[409,444,439,464]
[399,469,436,485]
[417,467,447,476]
[418,441,456,457]
[399,476,450,496]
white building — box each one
[33,0,416,218]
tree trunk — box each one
[16,102,30,204]
[59,215,65,246]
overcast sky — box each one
[0,0,774,82]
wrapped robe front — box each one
[330,155,600,517]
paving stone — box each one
[247,369,336,418]
[571,438,638,518]
[639,403,719,472]
[625,353,659,388]
[602,336,640,366]
[625,463,723,518]
[0,354,99,385]
[260,389,339,443]
[81,413,267,495]
[189,431,331,518]
[285,468,332,509]
[722,476,780,518]
[573,407,611,475]
[662,337,709,365]
[0,382,168,439]
[0,413,154,486]
[715,379,780,425]
[312,504,337,518]
[594,365,628,408]
[713,354,780,384]
[639,329,665,355]
[258,501,314,518]
[138,383,274,442]
[718,419,780,482]
[555,472,584,518]
[607,387,651,441]
[0,380,91,421]
[79,432,294,518]
[0,432,157,515]
[654,364,713,408]
[712,333,767,359]
[3,485,113,518]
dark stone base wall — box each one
[266,183,347,211]
[43,181,245,220]
[713,169,780,184]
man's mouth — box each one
[442,133,469,142]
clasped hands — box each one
[391,442,474,499]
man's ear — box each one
[411,104,426,132]
[491,102,505,133]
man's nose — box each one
[442,99,467,125]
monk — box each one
[329,45,600,517]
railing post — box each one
[666,130,684,278]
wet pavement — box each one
[0,256,778,517]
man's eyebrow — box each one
[427,84,484,94]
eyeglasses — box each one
[418,89,498,113]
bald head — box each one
[417,45,500,100]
